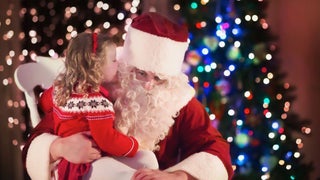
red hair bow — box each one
[92,32,98,53]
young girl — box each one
[39,32,157,180]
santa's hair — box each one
[113,62,195,151]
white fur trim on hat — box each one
[26,133,59,180]
[118,26,189,76]
[165,152,229,180]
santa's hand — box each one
[50,131,101,164]
[131,168,195,180]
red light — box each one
[244,108,250,114]
[261,67,267,73]
[203,82,210,88]
[195,22,202,29]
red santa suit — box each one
[22,96,233,180]
[39,86,138,180]
[155,97,232,173]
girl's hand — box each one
[50,131,101,164]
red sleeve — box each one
[177,97,234,179]
[87,113,138,157]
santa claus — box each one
[22,12,234,180]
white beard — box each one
[113,65,195,151]
[114,78,177,151]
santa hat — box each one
[117,12,189,76]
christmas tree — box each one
[176,0,313,179]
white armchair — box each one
[14,56,65,128]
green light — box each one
[263,97,270,104]
[235,133,249,148]
[197,66,204,72]
[290,175,295,180]
[190,2,198,9]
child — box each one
[39,32,157,180]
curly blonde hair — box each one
[54,32,113,106]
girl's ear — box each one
[90,52,99,61]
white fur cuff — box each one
[26,133,59,180]
[165,152,228,180]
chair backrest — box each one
[14,56,65,128]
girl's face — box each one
[102,44,118,83]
